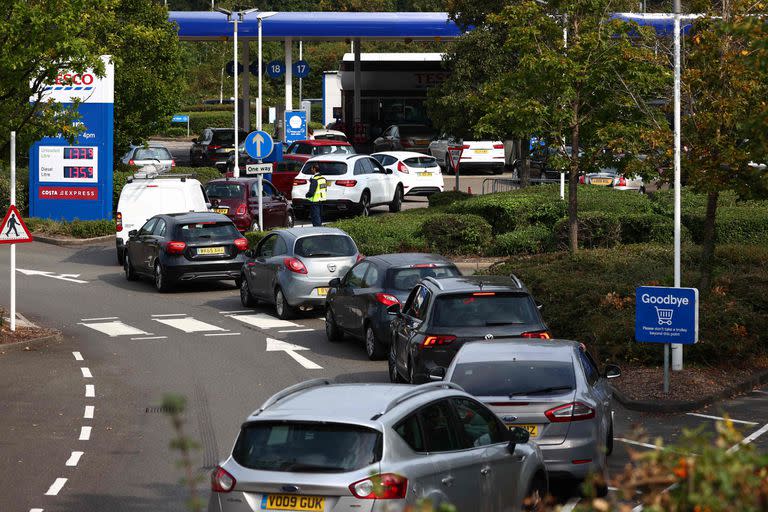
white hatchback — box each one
[429,137,506,175]
[291,155,404,217]
[372,151,444,197]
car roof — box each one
[453,339,580,364]
[159,212,232,223]
[423,275,527,293]
[372,151,436,159]
[367,253,454,267]
[207,177,273,185]
[291,139,351,146]
[276,226,353,240]
[304,154,362,163]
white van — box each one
[115,172,210,264]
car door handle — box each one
[441,476,454,487]
[480,466,491,476]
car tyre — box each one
[388,186,403,213]
[154,261,172,293]
[523,475,548,511]
[274,287,295,320]
[124,252,137,281]
[357,191,370,217]
[388,340,405,383]
[240,277,257,307]
[325,308,343,342]
[364,324,386,360]
[286,211,295,228]
[117,248,125,266]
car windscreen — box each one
[134,147,172,160]
[300,161,348,176]
[403,156,438,168]
[431,293,539,327]
[211,130,248,145]
[233,421,382,473]
[205,183,246,199]
[389,265,460,291]
[177,222,240,242]
[451,360,576,397]
[294,235,357,258]
[314,145,355,156]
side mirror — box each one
[386,303,401,316]
[385,168,393,174]
[603,364,622,379]
[428,367,446,381]
[128,229,138,238]
[329,277,342,288]
[507,427,530,454]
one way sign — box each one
[0,205,33,244]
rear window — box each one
[313,145,355,156]
[294,235,357,258]
[315,134,347,142]
[177,221,240,241]
[403,157,437,169]
[431,293,539,328]
[233,422,382,473]
[205,183,246,199]
[451,360,576,397]
[134,147,172,160]
[389,265,459,291]
[399,126,433,137]
[300,161,348,176]
[211,130,248,144]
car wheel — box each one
[357,191,370,217]
[274,287,295,320]
[364,324,386,360]
[325,308,343,342]
[388,186,403,213]
[523,475,547,511]
[240,277,257,307]
[117,247,125,266]
[388,340,405,383]
[286,211,295,228]
[408,356,418,384]
[154,261,171,293]
[124,252,137,281]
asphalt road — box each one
[0,241,765,511]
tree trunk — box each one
[698,190,719,292]
[568,118,580,253]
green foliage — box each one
[330,213,434,255]
[685,207,768,246]
[168,166,221,185]
[553,212,621,250]
[244,230,270,249]
[447,191,566,235]
[493,224,553,256]
[427,190,471,208]
[0,167,30,215]
[25,218,116,238]
[420,213,492,255]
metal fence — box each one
[481,177,562,195]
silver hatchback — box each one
[209,380,548,512]
[240,227,360,319]
[443,340,620,492]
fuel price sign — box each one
[38,146,98,184]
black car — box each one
[325,254,461,360]
[388,275,550,384]
[372,124,436,154]
[190,128,248,169]
[123,212,249,292]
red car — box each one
[205,178,294,232]
[284,139,356,164]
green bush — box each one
[168,166,221,185]
[330,213,433,255]
[25,217,115,238]
[685,207,768,245]
[618,213,692,245]
[447,191,566,234]
[0,166,29,215]
[553,212,622,249]
[493,224,554,255]
[575,185,655,215]
[244,230,270,248]
[428,190,471,208]
[649,188,741,216]
[420,213,492,255]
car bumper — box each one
[459,161,505,171]
[292,198,358,214]
[280,273,339,307]
[404,185,443,196]
[540,435,602,480]
[163,260,245,282]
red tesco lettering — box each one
[55,73,94,86]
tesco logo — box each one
[640,294,690,307]
[55,73,95,86]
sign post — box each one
[244,130,275,231]
[447,144,464,192]
[635,286,699,393]
[171,114,190,137]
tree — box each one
[429,0,670,252]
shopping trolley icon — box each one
[655,306,674,325]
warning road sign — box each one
[0,205,33,244]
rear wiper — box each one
[509,386,573,397]
[282,463,346,473]
[485,321,522,326]
[307,252,333,257]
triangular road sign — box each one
[448,145,464,173]
[0,205,33,244]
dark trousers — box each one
[310,202,323,227]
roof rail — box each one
[127,171,194,183]
[371,382,464,420]
[509,273,523,289]
[423,276,444,290]
[252,378,332,416]
[346,154,358,160]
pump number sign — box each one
[38,146,99,183]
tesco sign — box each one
[54,73,95,86]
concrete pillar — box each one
[353,38,361,123]
[285,37,293,111]
[240,39,250,132]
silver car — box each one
[209,380,548,512]
[120,144,175,171]
[240,227,360,319]
[442,340,620,493]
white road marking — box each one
[29,508,44,512]
[266,338,322,369]
[72,351,83,361]
[204,332,241,337]
[80,367,92,378]
[687,413,758,425]
[615,437,661,450]
[44,478,67,496]
[65,451,84,467]
[79,320,150,337]
[84,405,94,419]
[753,389,768,395]
[229,313,301,330]
[130,336,168,340]
[80,317,118,322]
[85,384,95,398]
[727,423,768,454]
[277,328,315,333]
[154,317,225,333]
[79,426,92,441]
[219,310,253,314]
[632,483,677,511]
[18,268,88,283]
[561,497,581,511]
[151,313,188,317]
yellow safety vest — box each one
[309,174,327,202]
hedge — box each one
[421,214,493,255]
[685,207,768,245]
[492,224,553,255]
[330,212,435,255]
[244,230,271,248]
[447,191,567,234]
[553,212,622,249]
[0,166,30,215]
[25,217,115,238]
[428,190,470,208]
[155,110,277,137]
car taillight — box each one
[211,466,236,493]
[617,176,627,187]
[334,180,357,187]
[397,161,409,173]
[283,257,308,274]
[293,178,308,186]
[421,335,457,348]
[349,473,407,500]
[462,144,470,149]
[412,263,436,268]
[545,402,596,423]
[375,293,400,307]
[521,330,552,339]
[128,159,135,166]
[356,254,365,262]
[493,144,504,149]
[235,203,247,215]
[234,238,248,251]
[208,145,222,150]
[579,175,585,184]
[164,241,187,254]
[116,212,122,232]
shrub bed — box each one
[492,224,553,255]
[330,211,436,255]
[684,207,768,245]
[553,212,622,249]
[447,191,566,234]
[427,190,470,208]
[25,218,115,238]
[421,214,493,255]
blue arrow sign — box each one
[244,130,274,160]
[266,60,285,79]
[171,114,189,123]
[293,60,311,79]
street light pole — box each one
[256,12,277,132]
[672,0,683,373]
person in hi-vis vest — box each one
[305,164,327,227]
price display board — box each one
[38,146,99,183]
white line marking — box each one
[84,405,94,419]
[687,413,758,425]
[29,508,44,512]
[85,384,95,398]
[154,317,226,333]
[130,336,167,340]
[727,423,768,453]
[278,328,315,333]
[204,332,241,337]
[78,320,150,337]
[266,338,323,369]
[615,437,661,450]
[65,451,84,467]
[219,309,252,314]
[80,317,118,321]
[44,478,67,496]
[229,313,300,329]
[79,426,92,441]
[72,351,83,361]
[80,367,92,378]
[561,497,581,512]
[151,313,188,317]
[752,389,768,395]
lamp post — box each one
[256,12,277,131]
[671,0,683,374]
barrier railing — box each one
[481,177,561,195]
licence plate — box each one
[474,149,490,154]
[262,494,325,511]
[213,208,229,214]
[415,139,429,146]
[197,247,225,255]
[418,172,432,177]
[316,287,329,296]
[508,424,539,437]
[591,178,613,186]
